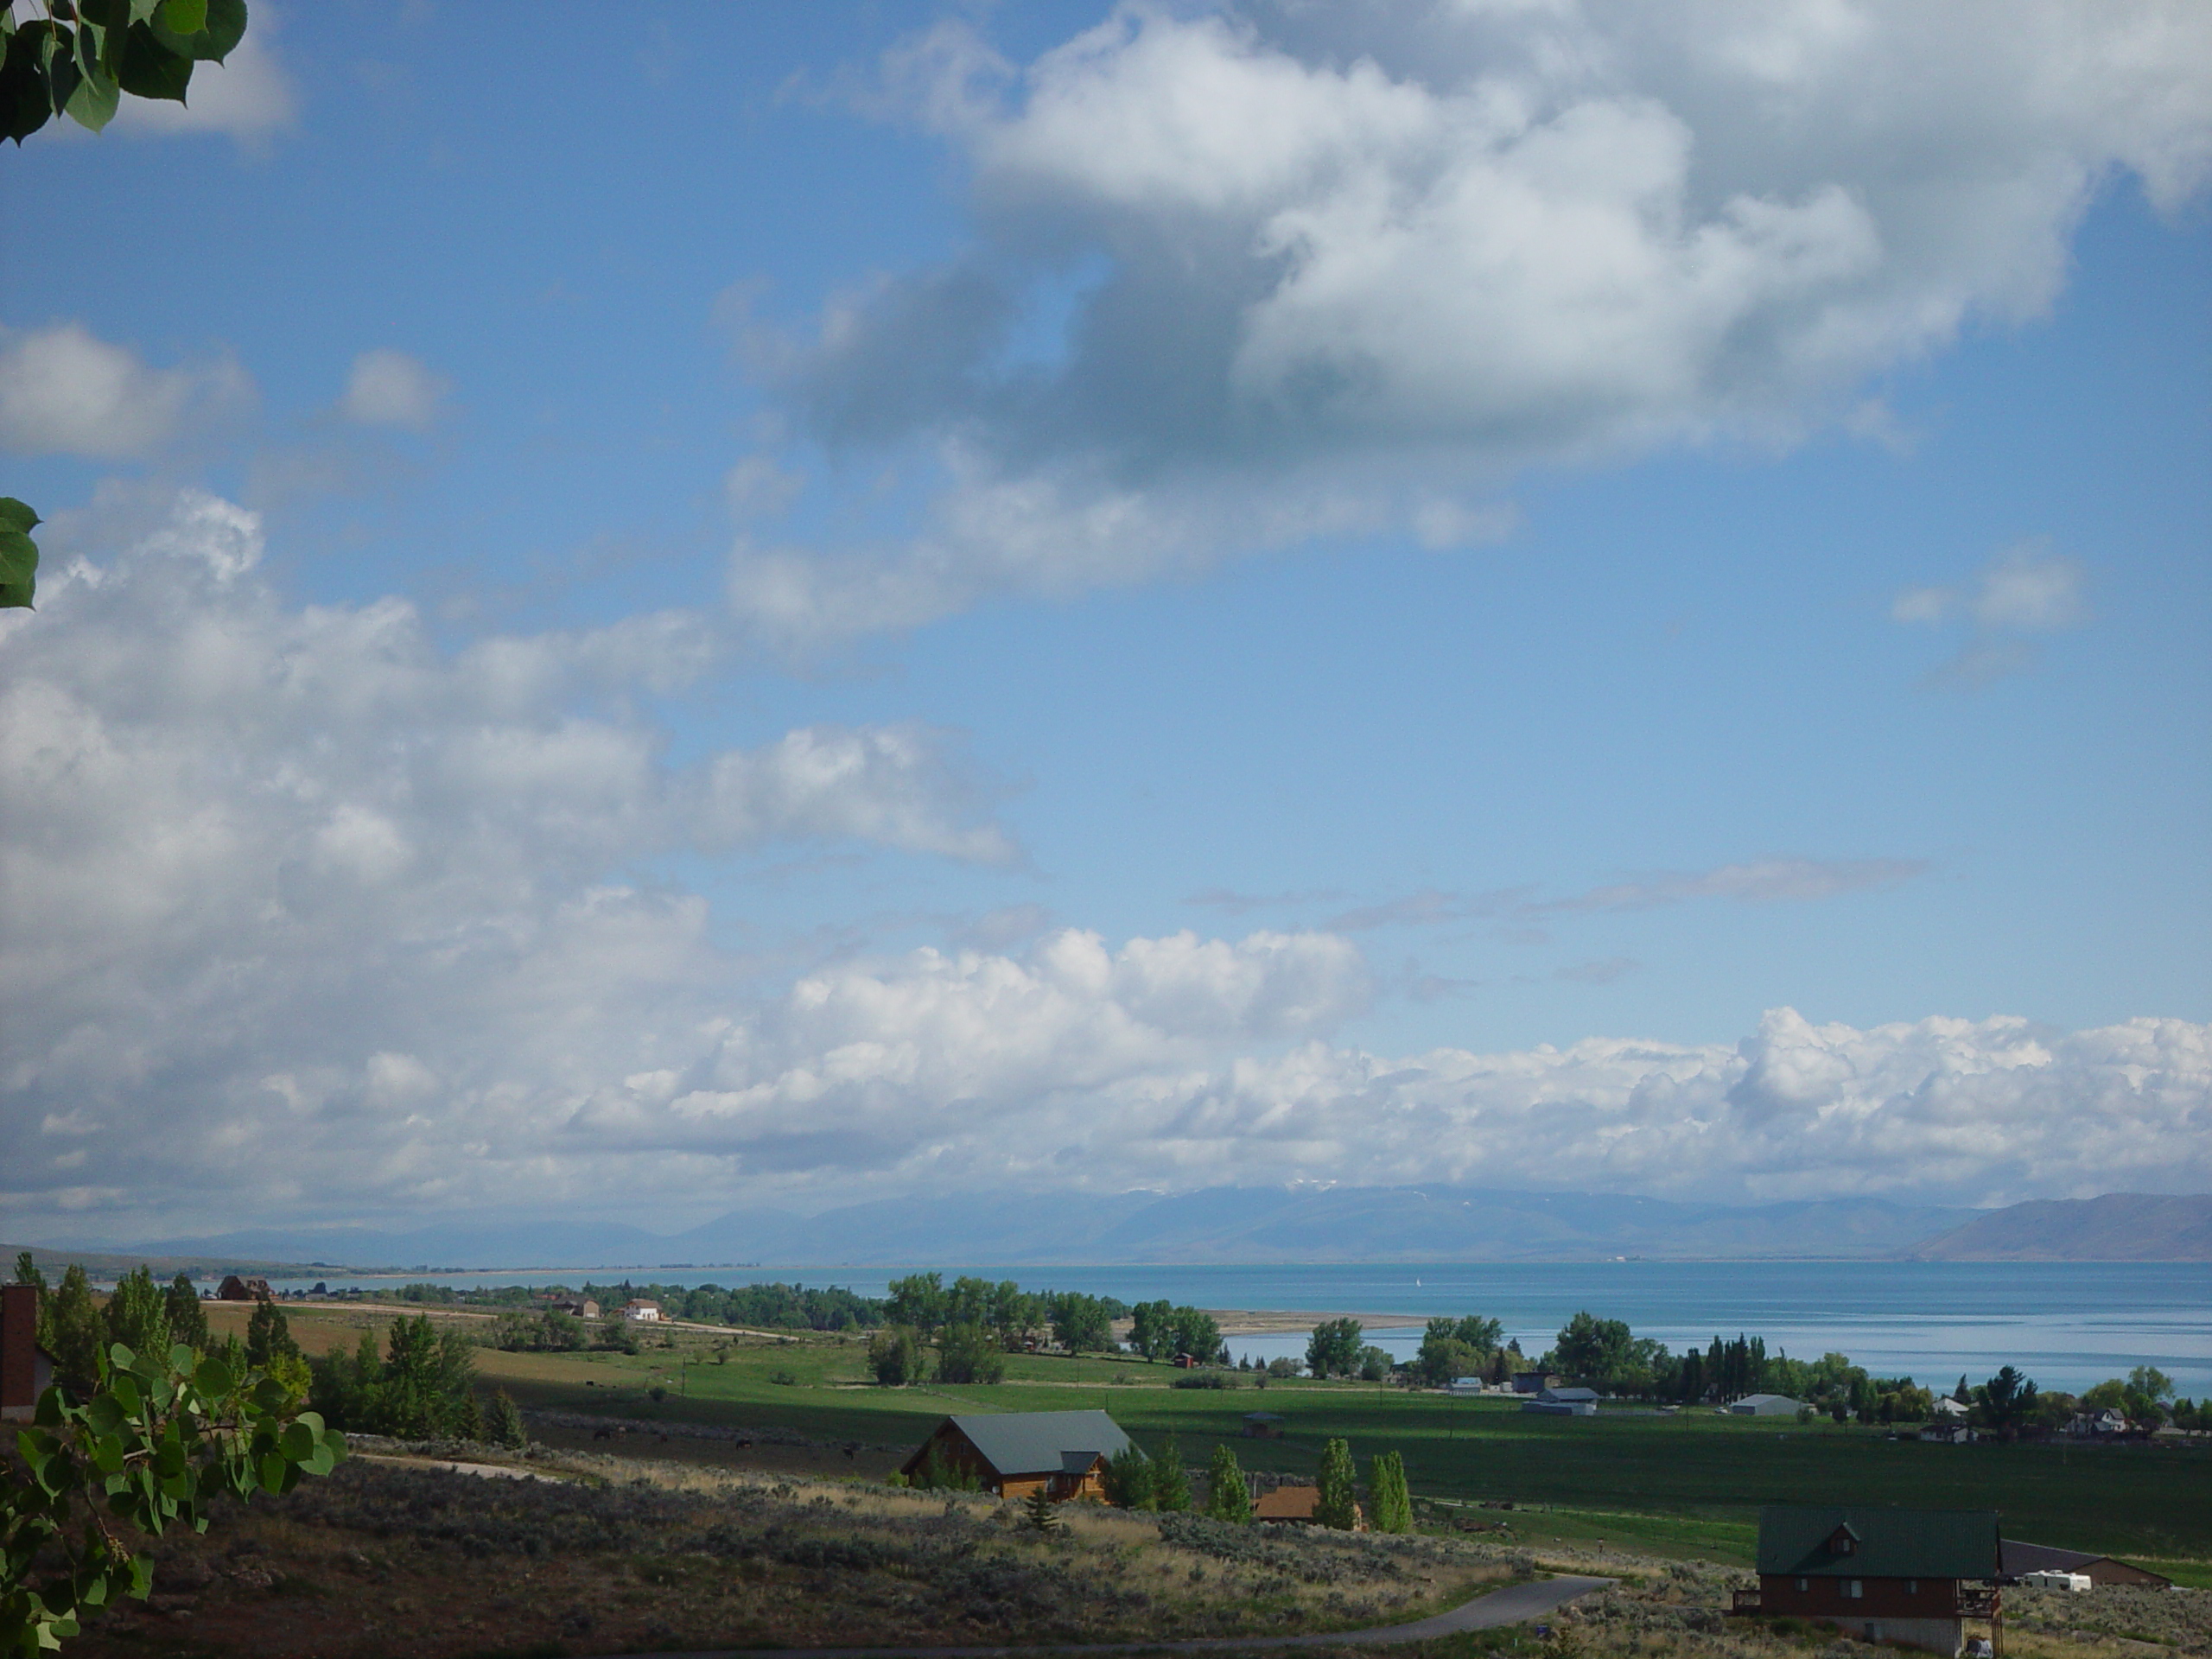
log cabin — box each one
[900,1410,1132,1501]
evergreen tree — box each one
[45,1263,105,1397]
[1151,1433,1191,1511]
[1102,1443,1155,1510]
[1204,1442,1253,1522]
[105,1265,168,1357]
[11,1251,43,1290]
[165,1273,210,1353]
[1024,1487,1062,1534]
[1315,1436,1359,1530]
[245,1295,300,1369]
[486,1388,528,1449]
[1368,1450,1412,1534]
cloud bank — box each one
[2,501,2202,1238]
[724,0,2212,649]
[0,323,252,460]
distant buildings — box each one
[1510,1371,1562,1394]
[1522,1386,1599,1416]
[217,1274,273,1301]
[621,1300,663,1322]
[1728,1393,1803,1417]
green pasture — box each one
[449,1320,2212,1574]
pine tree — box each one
[1204,1442,1253,1522]
[165,1273,211,1353]
[245,1295,301,1370]
[1024,1487,1062,1534]
[1151,1433,1191,1512]
[105,1265,169,1357]
[1368,1450,1412,1534]
[1103,1443,1155,1510]
[1315,1436,1359,1530]
[486,1388,528,1449]
[46,1263,106,1396]
[12,1251,44,1291]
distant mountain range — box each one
[1904,1192,2212,1262]
[27,1186,2205,1275]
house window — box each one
[1844,1580,1864,1600]
[1796,1579,1809,1594]
[1906,1580,1918,1595]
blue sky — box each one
[3,2,2208,1241]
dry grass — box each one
[55,1447,1515,1658]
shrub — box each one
[868,1325,924,1386]
[1172,1370,1237,1389]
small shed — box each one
[1448,1376,1486,1394]
[1524,1386,1599,1417]
[1730,1394,1803,1418]
[900,1410,1133,1502]
[2001,1540,2171,1589]
[217,1274,273,1301]
[547,1298,600,1319]
[1511,1371,1562,1394]
[1,1285,57,1423]
[1242,1411,1286,1439]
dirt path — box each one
[584,1573,1614,1659]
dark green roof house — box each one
[1745,1507,2001,1657]
[900,1410,1133,1502]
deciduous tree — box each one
[1315,1437,1358,1530]
[1204,1443,1253,1522]
[1150,1433,1190,1512]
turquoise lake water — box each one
[261,1260,2212,1395]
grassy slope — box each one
[270,1306,2212,1574]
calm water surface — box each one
[259,1260,2212,1396]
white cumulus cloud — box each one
[0,323,252,460]
[340,350,451,429]
[729,0,2212,649]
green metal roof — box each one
[926,1410,1133,1478]
[1758,1507,1999,1580]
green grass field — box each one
[389,1316,2212,1579]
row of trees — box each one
[884,1273,1130,1355]
[1128,1300,1225,1364]
[1099,1436,1412,1532]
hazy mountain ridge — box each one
[51,1188,2204,1274]
[1905,1193,2212,1261]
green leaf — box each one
[192,1355,233,1397]
[115,21,191,102]
[194,0,244,61]
[156,0,206,36]
[0,26,54,144]
[0,499,37,535]
[38,24,79,119]
[257,1451,287,1494]
[0,526,37,610]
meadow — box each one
[234,1300,2212,1583]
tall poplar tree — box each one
[1368,1450,1412,1534]
[1204,1442,1253,1522]
[1315,1437,1359,1530]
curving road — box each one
[592,1572,1615,1659]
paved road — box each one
[588,1572,1614,1659]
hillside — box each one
[1905,1192,2212,1261]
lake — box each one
[257,1259,2212,1396]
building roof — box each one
[1541,1386,1601,1402]
[1732,1394,1803,1410]
[1758,1507,1999,1580]
[938,1410,1133,1478]
[1243,1411,1286,1423]
[1255,1484,1320,1521]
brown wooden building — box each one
[2000,1540,2171,1589]
[900,1410,1133,1501]
[1742,1506,2001,1657]
[217,1274,273,1301]
[1,1284,57,1423]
